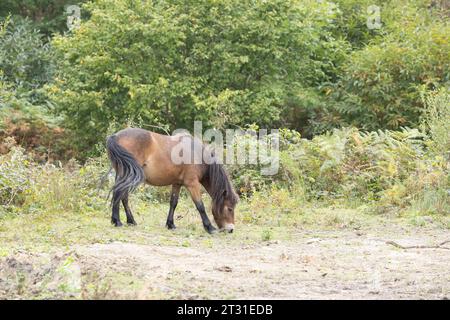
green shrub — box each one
[0,141,33,208]
[0,16,53,98]
[0,141,109,217]
[423,89,450,158]
[331,0,386,48]
[329,6,449,131]
[229,122,448,214]
[407,89,450,215]
[0,16,72,161]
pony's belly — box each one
[142,159,182,186]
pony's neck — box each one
[200,177,214,197]
[201,162,237,206]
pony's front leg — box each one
[186,181,217,234]
[194,201,217,234]
[166,184,181,230]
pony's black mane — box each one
[206,162,238,215]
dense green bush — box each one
[331,0,386,47]
[0,139,108,216]
[0,17,74,160]
[231,127,430,198]
[44,0,449,153]
[0,16,54,97]
[423,88,450,158]
[48,0,349,151]
[0,16,55,126]
[326,2,449,131]
[0,140,33,207]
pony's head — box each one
[207,163,239,232]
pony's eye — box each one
[227,208,233,212]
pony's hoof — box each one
[205,224,217,234]
[127,221,137,226]
[111,219,122,227]
[166,223,176,230]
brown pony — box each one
[106,127,238,234]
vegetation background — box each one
[0,0,449,299]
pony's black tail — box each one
[106,135,145,205]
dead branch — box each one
[386,240,450,250]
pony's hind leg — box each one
[185,181,216,234]
[122,193,137,226]
[111,190,123,227]
[166,184,181,230]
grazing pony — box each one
[106,128,238,234]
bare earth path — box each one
[77,231,450,299]
[2,226,448,299]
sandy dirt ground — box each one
[1,226,449,299]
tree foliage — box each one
[330,1,450,131]
[0,17,53,95]
[48,0,349,148]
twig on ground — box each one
[386,240,450,250]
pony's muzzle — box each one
[224,223,234,233]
